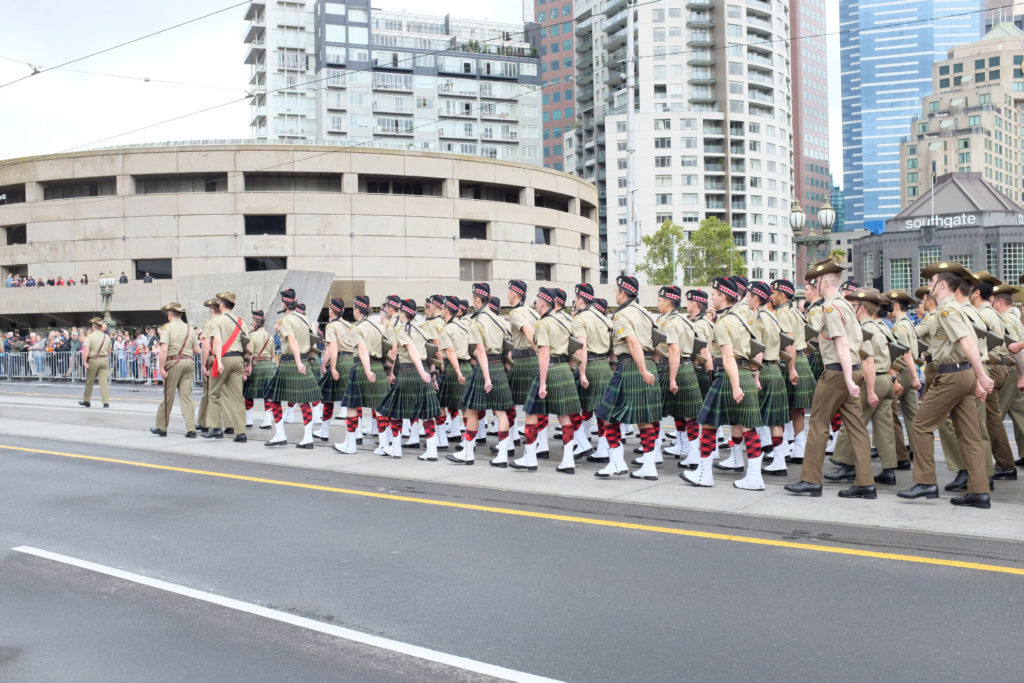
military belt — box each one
[222,351,243,358]
[509,349,536,359]
[937,361,970,374]
[825,363,861,372]
[486,353,504,362]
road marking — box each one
[0,389,160,403]
[12,545,562,683]
[3,443,1023,577]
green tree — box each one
[829,248,847,263]
[683,216,747,285]
[637,219,685,286]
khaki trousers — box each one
[892,364,919,461]
[197,375,210,428]
[800,369,874,486]
[156,361,195,432]
[83,357,109,404]
[998,366,1024,457]
[983,364,1013,471]
[941,402,991,476]
[208,356,245,433]
[834,374,895,469]
[911,368,989,494]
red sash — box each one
[211,316,243,378]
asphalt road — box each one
[1,434,1023,682]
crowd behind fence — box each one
[0,350,205,388]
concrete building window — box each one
[919,246,942,283]
[2,264,27,280]
[534,227,553,245]
[460,259,490,281]
[42,177,116,200]
[134,258,172,280]
[1002,243,1024,281]
[536,263,552,280]
[535,191,571,212]
[3,225,26,246]
[890,258,912,292]
[0,184,26,204]
[245,257,287,272]
[987,244,999,274]
[244,215,287,236]
[460,182,519,203]
[136,174,228,194]
[863,253,874,284]
[950,254,973,271]
[580,235,589,251]
[459,220,487,240]
[362,177,442,196]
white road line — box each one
[13,546,562,683]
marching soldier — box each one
[681,277,763,489]
[784,259,876,499]
[885,290,921,467]
[512,287,583,474]
[749,281,790,467]
[151,303,199,437]
[570,283,613,459]
[337,296,392,455]
[770,279,813,472]
[995,284,1024,469]
[79,316,111,408]
[196,298,220,433]
[595,275,662,478]
[264,288,323,449]
[687,290,714,399]
[437,296,472,457]
[421,295,450,449]
[803,279,826,382]
[506,279,540,454]
[825,288,897,484]
[203,292,248,442]
[318,298,353,443]
[899,262,994,508]
[244,310,276,431]
[970,272,1015,479]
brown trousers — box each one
[800,369,874,486]
[208,356,245,433]
[834,373,895,469]
[984,364,1014,471]
[892,364,919,462]
[156,360,195,432]
[911,368,989,494]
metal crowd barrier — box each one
[0,350,206,388]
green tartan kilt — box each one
[243,360,275,400]
[596,357,662,425]
[507,354,539,405]
[787,354,815,410]
[378,365,442,420]
[438,360,472,409]
[340,360,389,409]
[263,357,323,405]
[809,349,824,380]
[319,354,353,402]
[758,362,790,427]
[577,359,612,412]
[662,361,704,420]
[695,364,711,396]
[524,362,581,416]
[697,367,761,428]
[460,360,513,412]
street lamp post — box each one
[99,272,117,330]
[792,197,836,282]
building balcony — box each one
[703,124,724,137]
[604,69,625,87]
[687,33,715,47]
[705,181,725,191]
[746,0,771,16]
[372,101,413,115]
[689,89,716,102]
[747,53,773,69]
[576,15,594,35]
[689,71,716,85]
[688,51,714,66]
[703,144,724,153]
[747,16,772,31]
[601,0,627,14]
[706,200,726,210]
[243,22,264,44]
[438,108,476,119]
[602,9,627,33]
[687,13,714,28]
[686,0,713,7]
[605,26,628,50]
[373,125,414,137]
[749,91,774,104]
[704,163,725,173]
[244,1,266,21]
[244,44,266,65]
[748,41,772,56]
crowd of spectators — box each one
[5,273,90,288]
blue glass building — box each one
[840,1,984,234]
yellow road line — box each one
[2,443,1022,577]
[0,390,160,403]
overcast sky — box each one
[0,0,844,181]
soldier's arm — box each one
[158,342,168,377]
[287,334,303,372]
[625,335,654,385]
[862,353,877,405]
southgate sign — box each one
[904,212,1024,229]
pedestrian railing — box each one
[0,351,206,388]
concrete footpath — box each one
[0,383,1022,543]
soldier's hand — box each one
[641,370,656,386]
[979,374,995,394]
[975,382,988,400]
[484,380,493,393]
[894,381,904,397]
[457,373,466,384]
[160,368,168,380]
[580,374,589,389]
[332,369,339,381]
[846,379,860,398]
[367,371,377,383]
[669,380,678,395]
[419,370,431,383]
[538,384,547,399]
[867,391,879,407]
[789,369,799,385]
[296,361,306,375]
[732,385,744,404]
[912,377,921,391]
[387,373,395,384]
[83,362,89,371]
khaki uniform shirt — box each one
[756,307,783,362]
[928,296,974,364]
[657,311,695,357]
[818,295,862,365]
[213,312,248,354]
[471,309,507,355]
[711,307,753,360]
[572,307,613,355]
[440,319,471,361]
[249,326,273,360]
[692,314,714,352]
[395,323,429,364]
[775,303,806,351]
[535,312,571,355]
[352,317,388,359]
[325,319,354,355]
[1001,307,1024,343]
[84,330,110,357]
[862,318,892,374]
[280,312,312,355]
[892,313,919,360]
[421,316,446,343]
[508,305,540,350]
[611,300,655,355]
[976,302,1007,361]
[160,318,194,359]
[806,299,825,332]
[958,300,989,362]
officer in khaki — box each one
[79,317,111,407]
[828,289,896,482]
[995,283,1024,469]
[886,291,920,464]
[204,292,249,441]
[152,302,199,437]
[196,298,220,431]
[969,271,1015,477]
[900,262,994,508]
[785,260,875,497]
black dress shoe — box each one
[556,466,575,475]
[951,493,991,509]
[536,449,550,459]
[838,485,877,499]
[224,428,235,435]
[678,461,697,470]
[873,468,896,485]
[713,461,743,472]
[184,431,197,438]
[870,447,879,459]
[824,464,856,482]
[150,427,167,437]
[898,483,939,500]
[201,429,224,439]
[944,470,968,491]
[78,400,90,407]
[103,404,109,408]
[784,481,822,496]
[315,435,329,442]
[296,442,314,449]
[633,446,644,454]
[587,455,610,463]
[508,461,537,471]
[265,439,287,447]
[575,448,593,460]
[785,455,804,464]
[233,434,247,443]
[828,456,841,467]
[196,426,208,433]
[896,460,912,471]
[259,424,272,430]
[629,471,657,481]
[993,468,1017,480]
[1015,456,1024,467]
[762,467,788,477]
[490,459,508,468]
